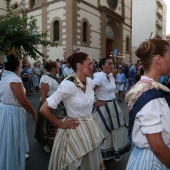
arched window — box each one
[30,0,35,9]
[126,36,129,53]
[106,25,114,37]
[53,20,59,42]
[14,4,18,9]
[83,22,87,42]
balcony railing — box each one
[156,20,162,29]
[156,0,163,7]
[156,8,163,18]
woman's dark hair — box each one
[44,61,57,72]
[4,54,20,71]
[99,57,111,70]
[67,52,88,71]
[135,38,169,70]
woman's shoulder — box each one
[93,72,105,79]
[57,79,76,94]
[10,75,22,83]
[60,79,76,88]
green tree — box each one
[0,7,57,59]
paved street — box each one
[26,92,132,170]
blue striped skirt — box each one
[92,100,131,160]
[126,143,170,170]
[0,103,29,170]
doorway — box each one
[106,38,113,58]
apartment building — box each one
[132,0,167,63]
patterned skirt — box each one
[93,100,131,160]
[0,103,29,170]
[48,114,105,170]
[34,100,66,147]
[126,143,170,170]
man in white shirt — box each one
[62,62,74,79]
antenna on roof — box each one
[149,32,153,40]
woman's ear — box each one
[155,55,161,65]
[77,63,82,70]
[155,55,162,71]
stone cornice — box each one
[99,6,124,22]
[76,0,99,11]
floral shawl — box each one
[125,79,170,141]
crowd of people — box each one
[1,37,170,170]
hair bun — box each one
[135,41,150,58]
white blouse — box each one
[39,74,59,96]
[93,72,117,100]
[132,77,170,148]
[46,77,95,118]
[0,71,23,106]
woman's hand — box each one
[32,114,38,123]
[60,116,79,129]
[94,100,106,107]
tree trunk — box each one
[8,46,18,57]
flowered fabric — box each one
[66,74,87,89]
[125,78,170,141]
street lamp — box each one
[117,52,125,64]
[110,52,112,57]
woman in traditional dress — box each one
[35,61,66,153]
[92,57,131,161]
[0,54,38,170]
[40,52,105,170]
[125,38,170,169]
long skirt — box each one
[35,100,66,147]
[126,143,170,170]
[48,114,105,170]
[0,103,29,170]
[93,100,131,160]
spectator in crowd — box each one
[116,68,126,103]
[21,55,27,65]
[122,62,130,94]
[129,64,135,89]
[113,64,118,78]
[56,59,62,77]
[61,60,67,74]
[32,61,41,92]
[25,61,33,93]
[159,75,167,86]
[126,38,170,169]
[35,61,66,153]
[62,62,74,79]
[92,59,99,73]
[0,54,37,170]
[20,64,31,99]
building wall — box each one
[83,0,98,7]
[132,0,167,63]
[122,0,131,63]
[1,0,132,64]
[0,0,7,15]
[77,2,101,61]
